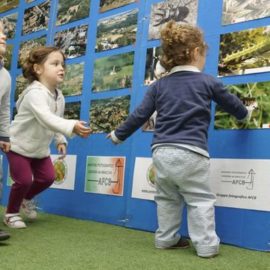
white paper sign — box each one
[210,159,270,211]
[132,157,156,201]
[50,155,77,190]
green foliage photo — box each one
[215,81,270,129]
[218,26,270,76]
[61,63,84,96]
[92,52,134,92]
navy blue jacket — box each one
[115,70,247,151]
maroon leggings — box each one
[6,151,55,213]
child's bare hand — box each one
[0,141,11,153]
[73,121,92,138]
[57,143,67,159]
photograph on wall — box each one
[64,102,81,120]
[60,62,84,96]
[142,111,157,132]
[214,81,270,129]
[144,46,167,85]
[222,0,270,25]
[5,44,13,70]
[218,26,270,77]
[54,24,88,59]
[1,13,18,39]
[95,9,138,52]
[148,0,198,40]
[56,0,90,26]
[210,158,270,212]
[99,0,136,13]
[132,157,156,201]
[89,95,130,133]
[18,35,47,68]
[0,0,18,13]
[50,155,77,190]
[85,156,125,196]
[92,52,134,92]
[15,74,28,102]
[22,0,50,36]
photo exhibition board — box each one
[0,0,269,251]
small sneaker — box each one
[3,214,26,229]
[157,237,190,249]
[21,199,37,219]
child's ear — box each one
[193,47,200,60]
[33,63,42,75]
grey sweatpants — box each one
[152,146,220,257]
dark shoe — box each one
[164,238,190,249]
[0,229,10,241]
[168,238,190,249]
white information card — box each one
[210,159,270,211]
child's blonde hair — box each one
[160,21,207,71]
[22,46,65,83]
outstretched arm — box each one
[107,84,157,143]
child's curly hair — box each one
[22,46,65,83]
[160,20,207,71]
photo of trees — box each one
[89,95,130,133]
[5,44,12,70]
[18,35,47,68]
[60,62,84,96]
[56,0,90,26]
[218,26,270,76]
[92,52,134,92]
[64,102,81,120]
[95,9,138,52]
[15,74,28,102]
[214,81,270,129]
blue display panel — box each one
[0,0,269,251]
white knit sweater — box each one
[0,67,11,141]
[10,80,77,158]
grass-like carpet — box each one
[0,207,269,270]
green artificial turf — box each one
[0,207,269,270]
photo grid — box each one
[0,0,270,200]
